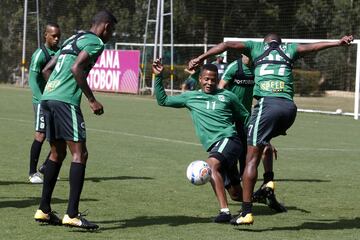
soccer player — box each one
[28,23,61,184]
[181,68,199,91]
[219,54,286,212]
[153,58,249,223]
[189,33,354,225]
[212,53,227,79]
[33,10,117,229]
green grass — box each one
[0,85,359,240]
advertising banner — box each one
[87,50,140,94]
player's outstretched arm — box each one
[71,51,104,115]
[153,58,169,106]
[297,35,354,54]
[153,59,187,108]
[188,41,246,70]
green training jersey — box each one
[42,32,104,106]
[28,46,58,104]
[244,41,299,100]
[222,59,254,113]
[155,75,249,151]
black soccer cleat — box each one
[34,209,62,225]
[266,192,287,212]
[230,212,254,225]
[62,213,99,230]
[213,211,232,223]
[252,181,287,213]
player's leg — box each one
[206,156,231,223]
[34,100,67,225]
[231,97,269,225]
[225,136,244,202]
[58,103,98,229]
[62,141,98,229]
[226,166,243,202]
[252,144,274,203]
[231,145,263,225]
[232,97,297,225]
[65,141,87,218]
[262,144,274,184]
[34,139,65,225]
[209,136,244,223]
[29,103,46,183]
[253,144,287,212]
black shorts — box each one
[208,136,243,187]
[247,97,297,146]
[33,103,46,133]
[41,100,86,142]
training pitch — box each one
[0,85,359,240]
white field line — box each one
[1,116,359,152]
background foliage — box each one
[0,0,359,93]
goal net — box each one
[224,37,360,119]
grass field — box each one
[0,85,359,240]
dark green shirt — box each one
[155,75,249,151]
[28,46,57,104]
[244,41,299,100]
[222,60,254,113]
[42,33,104,106]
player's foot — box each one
[62,213,99,230]
[29,172,43,184]
[230,212,254,225]
[34,209,62,225]
[266,191,287,212]
[252,183,267,204]
[213,211,232,223]
[252,181,287,213]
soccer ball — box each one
[335,108,343,114]
[186,160,212,185]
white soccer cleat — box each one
[29,172,43,184]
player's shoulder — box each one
[81,33,104,46]
[222,61,237,79]
[280,42,299,55]
[226,60,239,70]
[31,47,43,57]
[244,40,262,48]
[30,47,46,63]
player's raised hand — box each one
[339,35,354,45]
[152,58,163,75]
[188,57,202,70]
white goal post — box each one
[224,37,360,120]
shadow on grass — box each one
[0,180,33,186]
[228,203,311,215]
[253,204,310,215]
[235,217,360,232]
[0,175,154,185]
[95,215,213,231]
[84,176,154,183]
[0,197,98,208]
[258,178,331,183]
